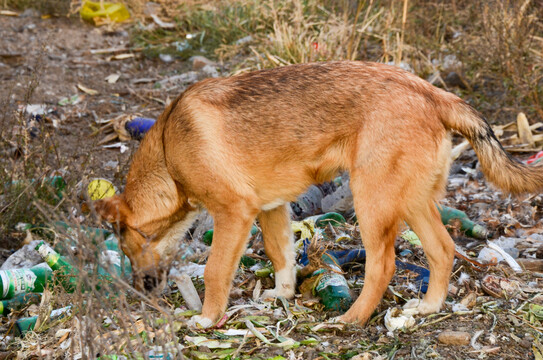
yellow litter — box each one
[80,1,130,25]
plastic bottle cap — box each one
[87,179,117,200]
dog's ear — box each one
[93,195,132,226]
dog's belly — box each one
[260,199,286,211]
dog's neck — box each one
[123,119,184,230]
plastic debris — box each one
[481,274,521,298]
[400,229,422,247]
[202,225,258,246]
[321,177,353,215]
[35,238,132,293]
[526,150,543,165]
[486,241,522,273]
[290,185,324,220]
[6,176,66,201]
[86,178,117,201]
[384,307,418,332]
[36,241,80,292]
[80,1,130,25]
[172,273,202,311]
[300,245,430,294]
[58,94,82,106]
[98,115,156,144]
[0,240,44,270]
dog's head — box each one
[93,194,198,292]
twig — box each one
[409,313,453,332]
[397,0,409,64]
[347,1,365,60]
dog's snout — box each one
[143,274,160,291]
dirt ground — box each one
[1,12,542,360]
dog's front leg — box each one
[258,204,296,299]
[188,208,256,329]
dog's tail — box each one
[439,97,543,194]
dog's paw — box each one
[260,288,295,301]
[403,299,440,315]
[187,315,214,329]
[330,315,347,324]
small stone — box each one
[21,8,40,17]
[235,35,253,45]
[445,71,466,88]
[350,354,372,360]
[191,56,216,71]
[201,64,219,78]
[159,54,174,63]
[437,330,471,345]
[459,292,477,309]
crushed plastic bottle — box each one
[290,185,324,220]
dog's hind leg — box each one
[258,204,296,299]
[188,205,258,328]
[403,201,455,314]
[337,169,400,325]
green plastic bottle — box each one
[0,293,41,315]
[202,225,259,246]
[0,263,52,300]
[13,305,72,336]
[97,235,132,279]
[315,212,346,228]
[313,253,352,312]
[437,205,489,239]
[8,176,66,203]
[35,241,79,293]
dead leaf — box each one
[517,112,535,148]
[110,53,135,60]
[77,84,99,95]
[0,10,19,16]
[105,74,120,84]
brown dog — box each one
[94,61,543,328]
